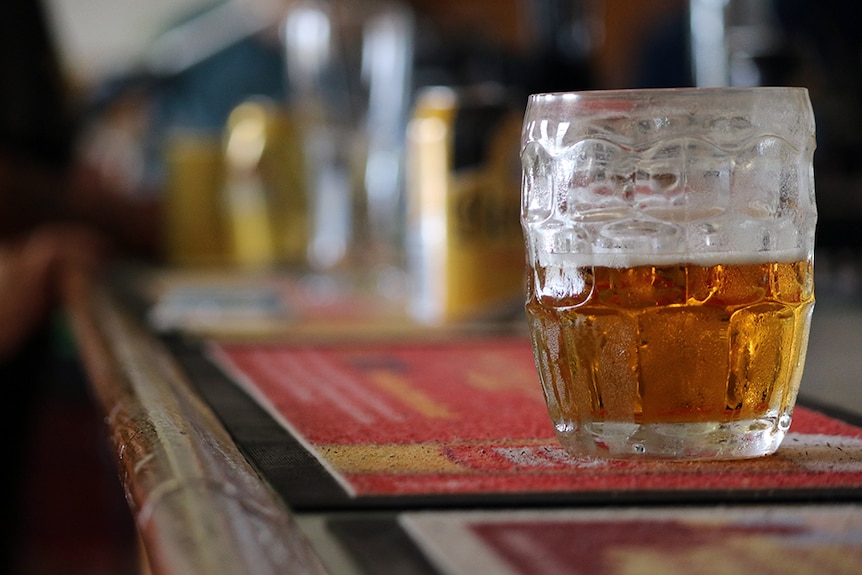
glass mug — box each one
[520,88,817,459]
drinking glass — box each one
[520,87,817,459]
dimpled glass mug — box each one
[520,88,817,459]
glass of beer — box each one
[521,87,816,459]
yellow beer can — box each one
[406,85,525,324]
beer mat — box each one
[186,336,862,509]
[140,269,523,342]
[385,505,862,575]
[140,268,419,340]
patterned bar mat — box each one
[327,505,862,575]
[174,336,862,510]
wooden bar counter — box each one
[63,265,330,575]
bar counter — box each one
[63,265,329,575]
[61,262,862,575]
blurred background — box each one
[44,0,862,296]
[7,0,862,573]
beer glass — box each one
[520,88,816,459]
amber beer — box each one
[526,256,814,455]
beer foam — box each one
[544,248,810,269]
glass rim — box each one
[524,86,815,129]
[527,86,810,101]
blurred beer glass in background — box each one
[521,87,817,459]
[163,131,229,266]
[222,98,309,268]
[281,0,414,282]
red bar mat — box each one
[397,506,862,575]
[204,337,862,503]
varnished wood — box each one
[61,264,330,575]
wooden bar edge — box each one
[61,264,330,575]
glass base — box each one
[554,414,792,460]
